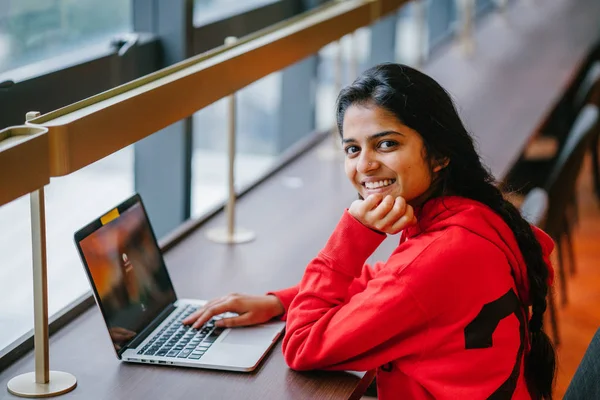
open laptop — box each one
[74,194,285,372]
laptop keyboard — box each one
[137,305,225,360]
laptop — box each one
[74,194,285,372]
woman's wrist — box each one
[267,294,285,317]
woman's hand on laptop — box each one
[182,294,284,329]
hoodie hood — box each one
[403,196,555,306]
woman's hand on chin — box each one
[349,194,417,235]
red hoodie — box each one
[271,196,555,400]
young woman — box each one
[184,63,557,399]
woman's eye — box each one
[345,146,360,155]
[379,140,397,149]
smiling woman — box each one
[183,63,558,400]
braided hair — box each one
[336,63,556,399]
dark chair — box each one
[539,61,600,210]
[542,105,599,306]
[538,39,600,147]
[507,105,598,308]
[563,327,600,400]
[540,59,600,146]
[505,61,600,196]
[573,63,600,204]
[573,62,600,116]
[518,188,560,346]
[505,54,600,227]
[520,187,549,226]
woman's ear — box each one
[432,158,450,173]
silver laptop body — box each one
[74,194,285,372]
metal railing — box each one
[24,0,406,177]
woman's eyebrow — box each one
[342,130,404,144]
[368,131,404,141]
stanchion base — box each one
[206,227,256,244]
[7,371,77,398]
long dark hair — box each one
[336,63,556,399]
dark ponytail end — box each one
[526,330,557,399]
[529,311,545,333]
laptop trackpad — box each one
[221,326,277,346]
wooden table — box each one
[1,334,367,400]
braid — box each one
[447,161,556,399]
[489,187,549,335]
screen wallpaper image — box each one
[79,203,176,351]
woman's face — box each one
[342,104,435,204]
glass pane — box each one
[0,146,134,353]
[45,147,134,318]
[315,31,370,132]
[0,195,33,351]
[315,41,341,132]
[428,0,456,50]
[395,3,424,65]
[350,27,372,77]
[191,98,228,215]
[477,0,494,14]
[191,72,282,218]
[0,0,132,74]
[193,0,279,26]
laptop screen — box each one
[77,197,177,353]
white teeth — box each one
[365,180,394,189]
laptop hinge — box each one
[119,303,177,358]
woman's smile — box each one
[361,178,397,196]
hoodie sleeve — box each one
[282,211,430,372]
[269,262,387,320]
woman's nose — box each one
[357,155,378,173]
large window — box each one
[0,0,135,358]
[0,147,134,354]
[0,0,132,75]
